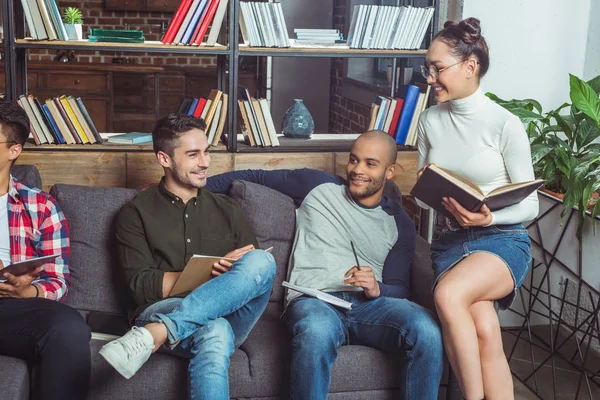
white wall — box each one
[461,0,593,112]
[584,0,600,79]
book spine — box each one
[34,97,61,143]
[192,0,221,46]
[189,0,213,45]
[205,0,228,46]
[75,98,103,143]
[181,0,208,45]
[188,98,199,116]
[46,98,74,144]
[162,0,194,44]
[212,93,228,146]
[35,0,57,40]
[60,96,89,143]
[19,0,38,39]
[26,0,48,39]
[173,0,202,45]
[26,94,54,143]
[193,98,207,118]
[17,98,41,145]
[394,85,420,144]
[67,96,96,144]
[47,0,68,40]
[40,103,65,144]
[54,97,81,144]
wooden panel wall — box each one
[17,151,418,194]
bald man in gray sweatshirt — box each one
[206,131,443,400]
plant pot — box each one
[539,187,564,200]
[64,24,83,40]
[281,99,314,139]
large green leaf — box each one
[504,106,543,123]
[587,75,600,95]
[530,144,553,164]
[570,74,600,124]
[576,119,600,150]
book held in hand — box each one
[282,281,353,310]
[0,254,60,281]
[410,164,544,216]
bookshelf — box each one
[2,0,439,154]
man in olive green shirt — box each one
[99,113,276,400]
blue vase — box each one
[282,99,314,138]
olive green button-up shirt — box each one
[115,179,258,319]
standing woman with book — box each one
[416,18,538,400]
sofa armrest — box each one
[409,236,435,312]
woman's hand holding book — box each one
[442,197,492,228]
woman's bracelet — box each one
[33,284,39,298]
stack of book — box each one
[161,0,229,46]
[17,94,102,145]
[348,5,435,49]
[88,29,145,43]
[237,86,280,147]
[294,29,344,45]
[239,1,290,48]
[19,0,68,40]
[178,89,229,146]
[368,83,431,146]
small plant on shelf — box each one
[62,7,84,40]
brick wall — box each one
[27,0,216,67]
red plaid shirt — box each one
[8,176,70,301]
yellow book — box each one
[204,89,223,129]
[45,99,74,144]
[251,98,271,147]
[66,96,96,144]
[212,93,228,146]
[60,96,90,143]
[238,100,256,147]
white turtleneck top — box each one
[417,87,539,225]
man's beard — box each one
[172,159,206,189]
[348,172,385,199]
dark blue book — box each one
[188,98,199,115]
[394,84,420,145]
[178,97,193,114]
[181,0,208,44]
[75,97,103,144]
[40,103,65,144]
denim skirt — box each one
[430,218,532,310]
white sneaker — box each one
[99,326,155,379]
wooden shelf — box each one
[23,140,228,153]
[239,45,427,58]
[15,39,228,55]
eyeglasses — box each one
[0,141,17,145]
[420,61,464,81]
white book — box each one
[346,5,360,47]
[254,3,269,47]
[283,281,353,310]
[405,92,426,146]
[376,6,394,49]
[238,2,250,44]
[243,100,263,146]
[206,99,222,144]
[274,3,290,47]
[407,7,426,49]
[393,6,412,49]
[239,3,256,45]
[385,7,402,49]
[411,8,434,49]
[365,5,382,49]
[200,99,212,120]
[18,95,47,144]
[206,0,229,46]
[19,0,38,39]
[402,7,422,49]
[294,29,339,34]
[262,3,277,47]
[248,3,264,47]
[25,0,48,40]
[172,0,202,45]
[35,0,57,40]
[26,95,54,143]
[258,98,279,147]
[268,4,282,47]
[350,5,367,48]
[361,5,378,49]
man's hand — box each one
[343,266,380,299]
[0,265,43,298]
[211,244,255,277]
[417,163,433,180]
[442,197,493,227]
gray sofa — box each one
[2,167,460,399]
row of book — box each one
[238,87,280,147]
[161,0,229,46]
[295,29,344,45]
[239,1,290,48]
[177,89,229,146]
[20,0,68,40]
[348,5,435,49]
[17,94,101,145]
[368,83,431,146]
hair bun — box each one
[456,17,481,45]
[443,20,456,29]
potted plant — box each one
[62,7,83,41]
[487,73,600,241]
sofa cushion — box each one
[11,164,42,189]
[228,180,296,303]
[0,356,29,400]
[50,184,138,316]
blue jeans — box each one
[136,250,276,400]
[283,292,443,400]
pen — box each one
[350,241,361,271]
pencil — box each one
[350,241,361,271]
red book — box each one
[191,0,220,45]
[161,0,194,44]
[193,98,207,118]
[388,98,404,137]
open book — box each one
[170,247,273,296]
[283,281,353,310]
[0,254,60,281]
[410,165,544,216]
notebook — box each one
[283,281,353,310]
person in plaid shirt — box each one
[0,101,90,400]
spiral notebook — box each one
[283,281,353,310]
